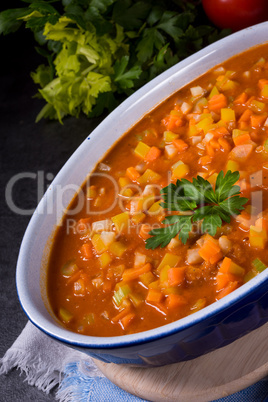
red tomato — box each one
[202,0,268,32]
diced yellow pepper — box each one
[163,131,179,142]
[232,129,249,139]
[139,195,155,211]
[157,253,181,271]
[226,160,240,172]
[159,265,170,285]
[148,280,160,289]
[131,212,146,224]
[91,234,107,254]
[208,172,218,186]
[172,161,189,180]
[87,185,97,199]
[228,261,245,276]
[138,169,161,184]
[109,241,127,257]
[209,86,219,99]
[148,201,163,216]
[218,79,238,91]
[196,115,214,131]
[134,141,151,159]
[249,225,267,249]
[261,85,268,98]
[118,177,131,188]
[111,212,129,233]
[59,308,73,323]
[250,100,265,113]
[99,252,113,268]
[120,188,133,197]
[221,108,236,122]
[139,271,155,287]
[188,125,199,137]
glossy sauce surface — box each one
[48,43,268,336]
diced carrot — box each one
[165,294,187,309]
[122,263,152,282]
[145,146,161,162]
[146,288,164,303]
[258,79,268,89]
[112,307,132,323]
[126,166,140,181]
[213,126,230,137]
[166,114,184,131]
[245,96,256,106]
[217,281,239,300]
[120,312,135,329]
[234,92,248,104]
[198,155,212,165]
[80,243,93,259]
[250,114,267,128]
[216,272,233,291]
[139,224,152,240]
[218,137,231,151]
[238,109,252,122]
[67,269,83,285]
[172,139,188,152]
[218,257,232,273]
[210,139,220,150]
[206,143,215,157]
[238,121,249,130]
[168,267,185,286]
[233,133,251,146]
[198,239,222,264]
[208,93,227,111]
[210,251,224,265]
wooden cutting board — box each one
[94,322,268,401]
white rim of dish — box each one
[17,21,268,349]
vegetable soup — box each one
[48,43,268,336]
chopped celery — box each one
[113,284,131,306]
[252,258,267,273]
[83,313,95,325]
[190,298,206,312]
[61,260,78,277]
[244,271,257,283]
[129,293,143,307]
[59,307,73,323]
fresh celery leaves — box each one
[146,171,248,249]
[0,0,229,122]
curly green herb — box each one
[145,170,248,249]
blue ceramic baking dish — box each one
[16,21,268,367]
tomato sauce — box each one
[47,43,268,336]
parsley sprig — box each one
[145,170,248,249]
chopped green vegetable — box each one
[252,258,267,273]
[61,260,78,276]
[113,283,131,306]
[0,0,229,122]
[146,170,248,249]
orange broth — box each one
[48,43,268,336]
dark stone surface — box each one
[0,21,102,401]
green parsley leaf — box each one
[146,215,192,249]
[145,170,248,249]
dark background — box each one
[0,3,102,400]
